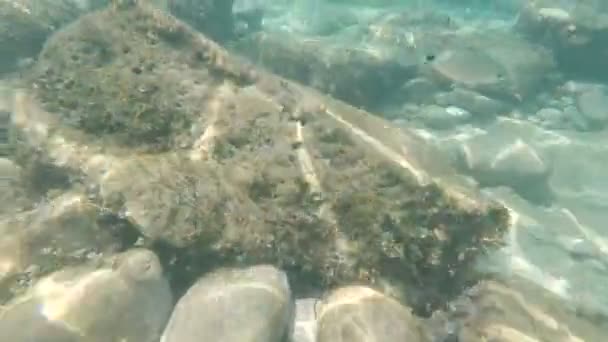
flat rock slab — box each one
[0,248,173,342]
[14,1,508,314]
[161,265,292,342]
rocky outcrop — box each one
[13,1,509,314]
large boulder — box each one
[161,265,292,342]
[14,1,509,314]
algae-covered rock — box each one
[161,265,292,342]
[317,286,430,342]
[16,2,509,314]
[0,0,88,74]
[0,248,173,342]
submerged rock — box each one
[451,119,553,204]
[576,85,608,130]
[0,248,173,342]
[15,1,508,314]
[415,104,472,130]
[292,298,319,342]
[0,0,88,74]
[429,278,602,342]
[0,192,136,302]
[317,286,430,342]
[435,87,509,120]
[233,31,417,111]
[516,0,608,81]
[161,265,292,342]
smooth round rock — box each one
[317,286,429,342]
[161,265,293,342]
[0,248,172,342]
[576,86,608,128]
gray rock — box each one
[0,248,172,342]
[435,87,508,120]
[533,107,565,128]
[543,130,608,204]
[576,86,608,129]
[399,77,440,105]
[416,104,471,130]
[0,192,131,301]
[291,298,319,342]
[516,1,608,80]
[453,122,552,203]
[431,279,601,342]
[161,265,292,342]
[233,30,417,111]
[317,286,429,342]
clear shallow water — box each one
[1,0,608,341]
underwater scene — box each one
[0,0,607,341]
